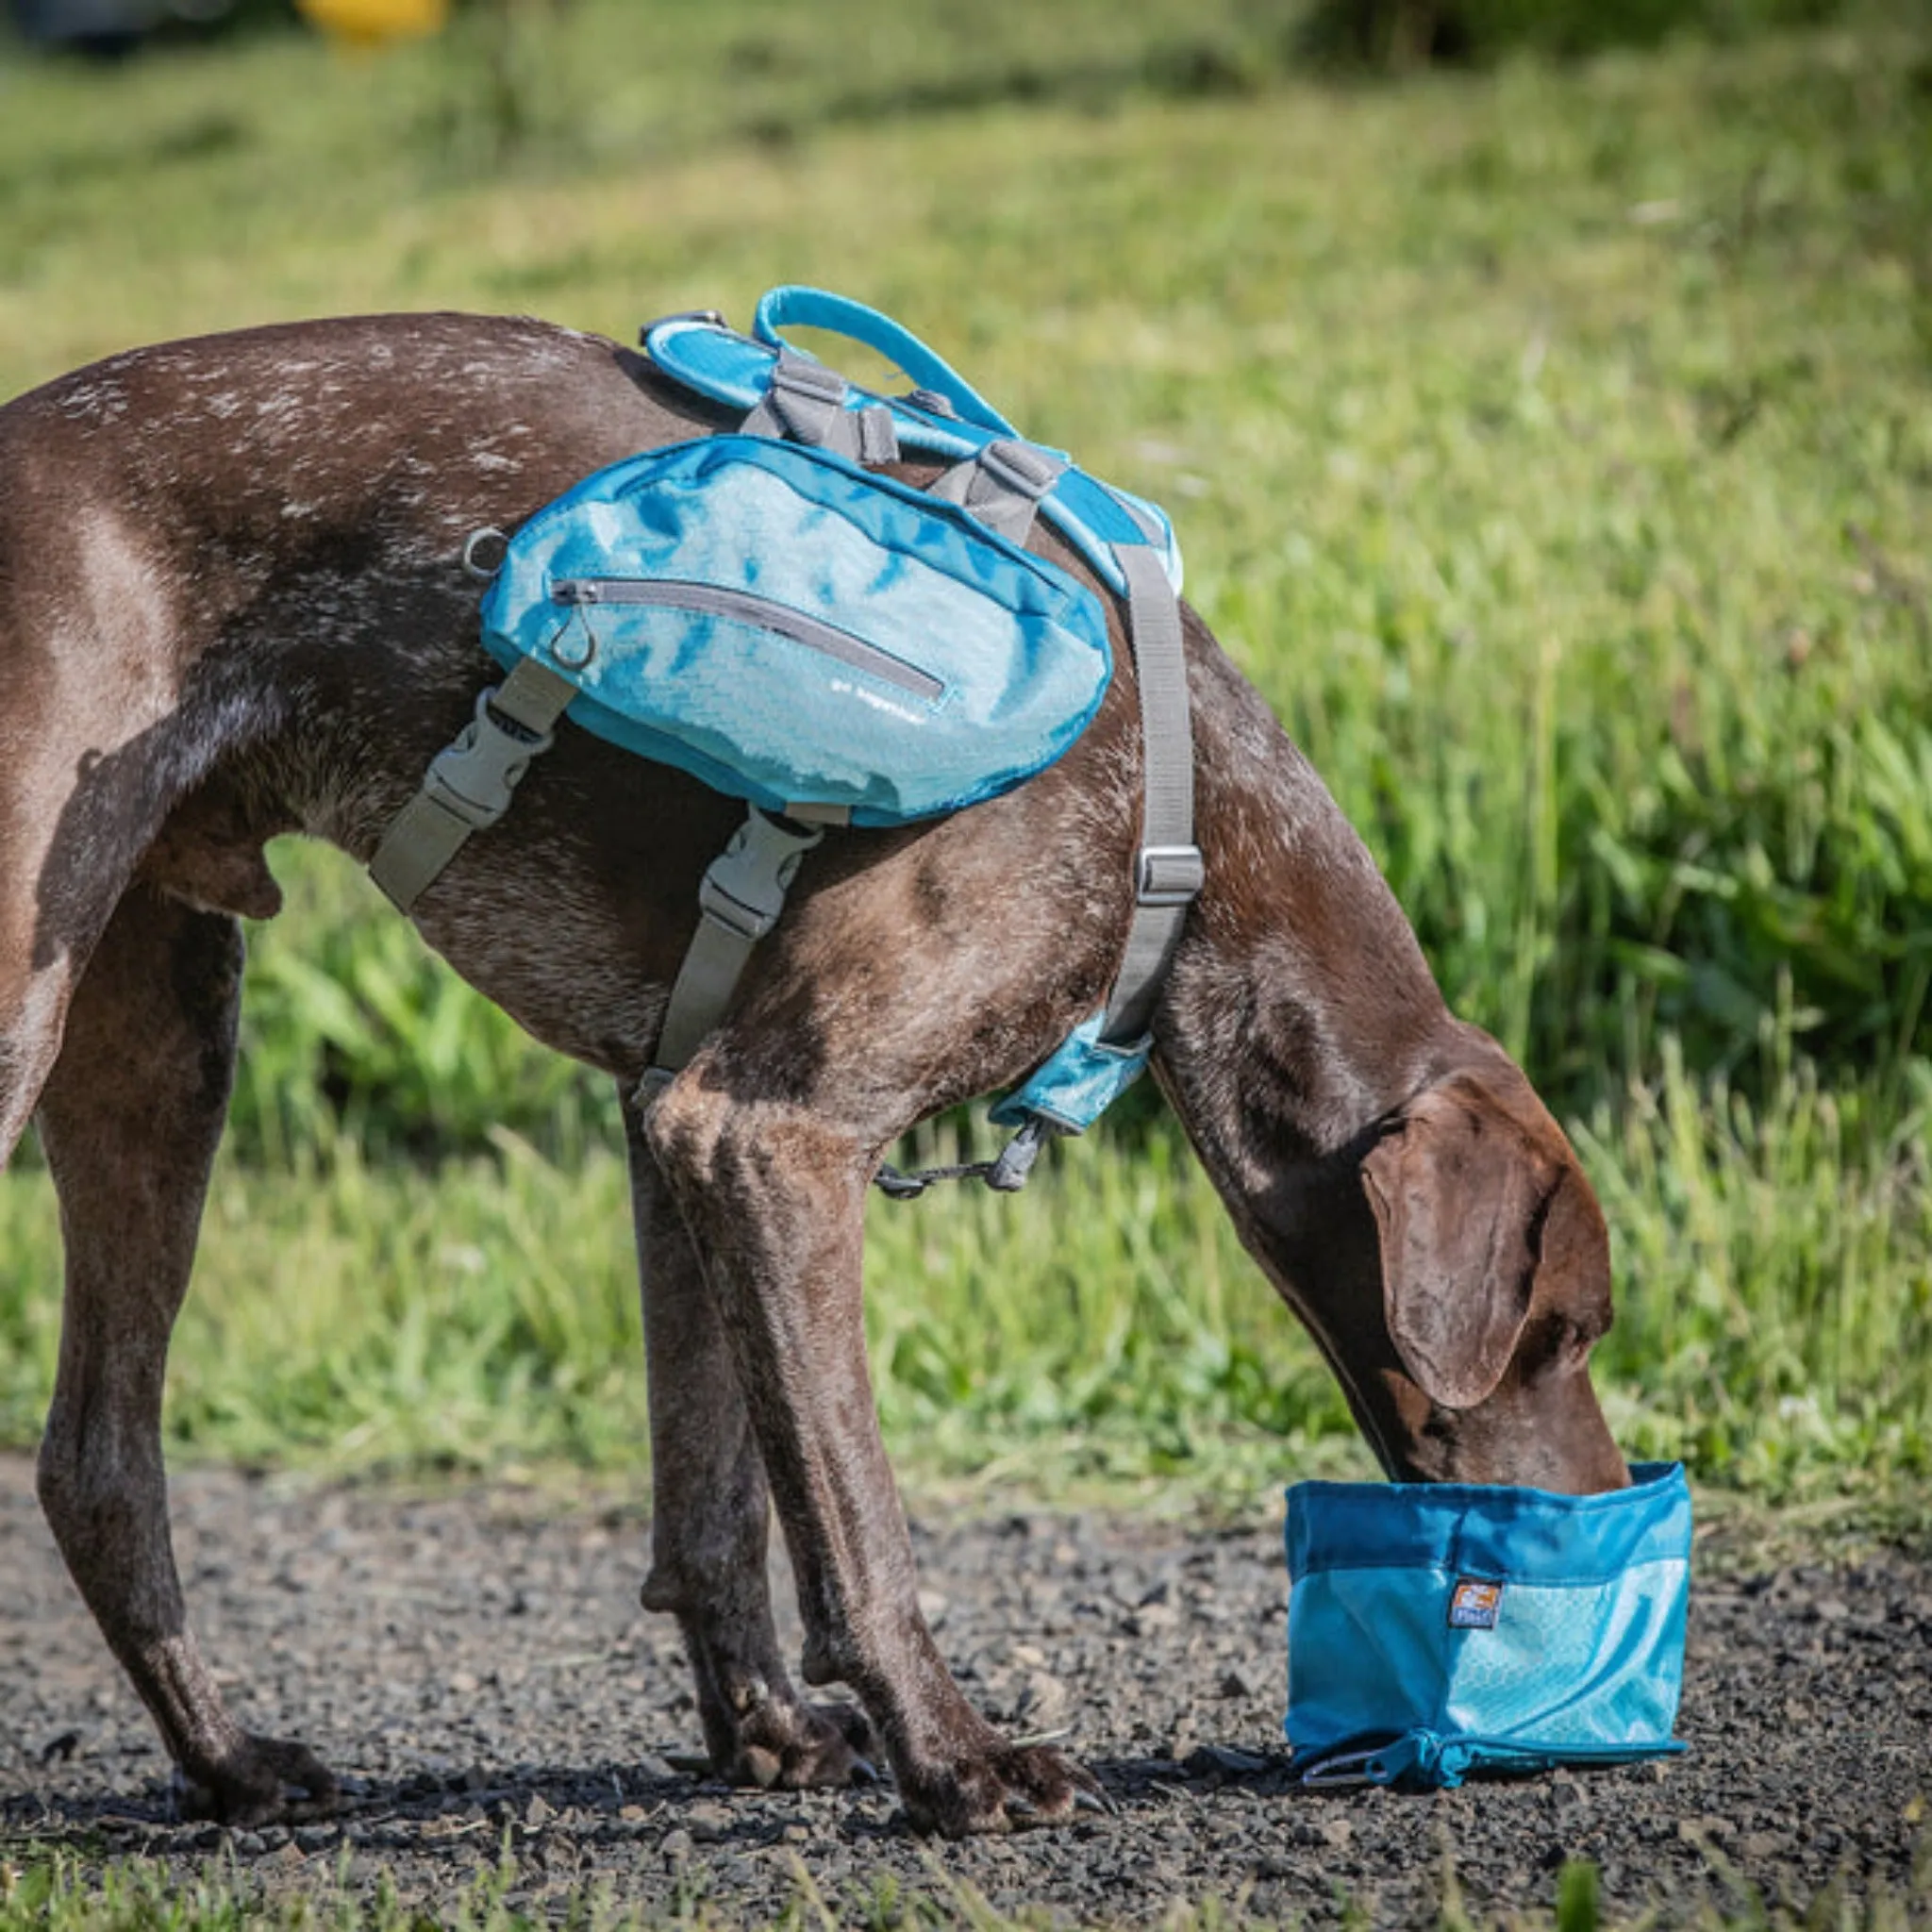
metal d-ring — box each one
[462,527,510,580]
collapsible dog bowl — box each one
[1283,1461,1690,1789]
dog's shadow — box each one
[0,1746,1333,1861]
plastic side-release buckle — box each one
[1137,843,1204,907]
[423,689,555,833]
[696,808,825,943]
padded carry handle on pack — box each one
[646,288,1186,598]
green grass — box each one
[1,0,1930,1508]
[3,1843,1928,1932]
[8,960,1925,1506]
[0,1848,1889,1932]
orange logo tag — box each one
[1449,1578,1504,1629]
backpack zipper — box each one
[550,577,945,703]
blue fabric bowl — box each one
[1283,1461,1690,1789]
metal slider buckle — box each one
[423,690,555,832]
[696,808,825,943]
[1136,843,1205,907]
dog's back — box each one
[0,315,693,1124]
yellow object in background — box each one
[295,0,450,50]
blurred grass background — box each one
[1,0,1929,1513]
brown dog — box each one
[0,312,1628,1838]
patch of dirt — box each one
[1,1456,1927,1924]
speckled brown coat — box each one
[0,314,1625,1836]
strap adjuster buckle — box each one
[1136,843,1204,907]
[755,352,897,463]
[423,689,554,833]
[770,353,848,407]
[978,439,1062,502]
[696,808,825,943]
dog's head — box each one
[1215,1046,1629,1496]
[1338,1062,1628,1491]
[1321,1066,1623,1483]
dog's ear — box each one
[1360,1073,1587,1411]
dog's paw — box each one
[899,1740,1100,1838]
[175,1733,341,1827]
[721,1697,880,1790]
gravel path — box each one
[1,1455,1927,1925]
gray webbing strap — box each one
[638,345,911,1102]
[1099,543,1202,1046]
[930,440,1065,546]
[644,807,824,1088]
[742,351,900,465]
[929,442,1200,1051]
[874,530,1200,1201]
[370,656,578,913]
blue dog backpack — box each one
[474,434,1114,827]
[369,289,1203,1169]
[1283,1462,1692,1789]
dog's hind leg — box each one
[32,883,337,1824]
[624,1094,877,1789]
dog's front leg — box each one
[621,1091,877,1789]
[33,886,336,1824]
[643,1076,1095,1837]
